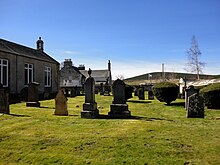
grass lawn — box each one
[0,94,220,164]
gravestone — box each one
[0,85,9,114]
[138,86,145,100]
[100,83,104,95]
[104,85,111,96]
[54,89,68,116]
[148,90,154,100]
[187,93,204,118]
[26,82,40,107]
[81,69,99,118]
[134,87,138,96]
[70,88,76,97]
[108,79,131,118]
[185,86,199,110]
[125,86,133,100]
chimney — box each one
[78,64,85,70]
[108,60,111,71]
[36,37,44,51]
[64,59,73,68]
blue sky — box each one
[1,0,220,79]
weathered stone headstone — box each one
[0,85,9,114]
[26,82,40,107]
[54,89,68,116]
[81,69,99,118]
[148,90,154,100]
[185,86,199,110]
[138,86,145,100]
[187,93,204,118]
[108,79,131,118]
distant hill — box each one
[125,72,220,82]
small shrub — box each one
[200,83,220,109]
[153,81,179,105]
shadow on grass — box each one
[127,100,152,104]
[9,114,31,117]
[98,114,174,122]
[170,102,185,107]
[39,106,55,109]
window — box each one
[24,63,33,85]
[0,59,8,87]
[44,66,51,87]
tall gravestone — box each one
[81,69,99,118]
[26,82,40,107]
[108,79,131,118]
[0,85,9,114]
[138,86,145,100]
[54,89,68,116]
[187,93,204,118]
[185,85,198,110]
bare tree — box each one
[185,36,206,80]
[115,74,125,80]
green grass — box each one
[0,94,220,164]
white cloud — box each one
[62,50,80,55]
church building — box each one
[0,37,59,101]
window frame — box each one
[24,63,33,85]
[0,59,8,87]
[44,66,52,87]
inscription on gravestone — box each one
[187,93,204,118]
[185,86,198,110]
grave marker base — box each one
[108,104,131,118]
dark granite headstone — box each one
[0,87,9,114]
[70,88,76,97]
[187,93,204,118]
[26,82,40,107]
[134,88,138,96]
[81,69,99,118]
[138,87,145,100]
[125,86,133,100]
[148,90,154,100]
[104,85,111,96]
[185,86,199,110]
[55,89,68,116]
[108,79,131,118]
[100,83,104,95]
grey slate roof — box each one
[80,69,110,82]
[0,38,59,64]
